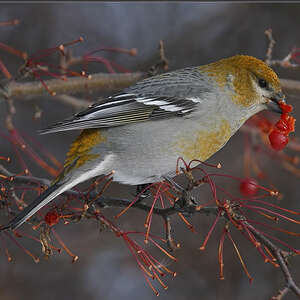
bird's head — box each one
[200,55,285,116]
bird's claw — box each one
[134,183,151,203]
[162,175,185,193]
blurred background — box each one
[1,3,300,300]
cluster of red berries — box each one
[268,101,295,151]
[240,101,296,197]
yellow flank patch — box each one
[177,120,232,161]
[199,55,281,107]
[64,129,106,170]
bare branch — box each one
[5,72,146,99]
[265,28,276,65]
[265,28,300,70]
[2,163,300,299]
[246,222,300,298]
[53,94,92,110]
[2,74,299,107]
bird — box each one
[3,55,285,230]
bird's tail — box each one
[2,181,68,231]
[2,154,113,231]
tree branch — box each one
[246,222,300,298]
[2,163,300,299]
[1,71,299,105]
[2,72,146,100]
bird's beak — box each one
[265,92,285,114]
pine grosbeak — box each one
[4,55,286,230]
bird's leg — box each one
[177,190,196,210]
[162,175,185,193]
[162,175,196,210]
[135,183,152,203]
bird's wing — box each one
[39,67,210,134]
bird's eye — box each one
[258,78,268,89]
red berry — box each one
[44,211,59,226]
[240,178,259,196]
[275,119,288,132]
[279,101,293,114]
[268,130,288,151]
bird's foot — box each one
[162,175,197,213]
[135,183,152,203]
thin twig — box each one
[271,287,289,300]
[265,28,300,70]
[164,216,179,251]
[148,40,169,76]
[265,28,276,65]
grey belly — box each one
[101,118,193,184]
